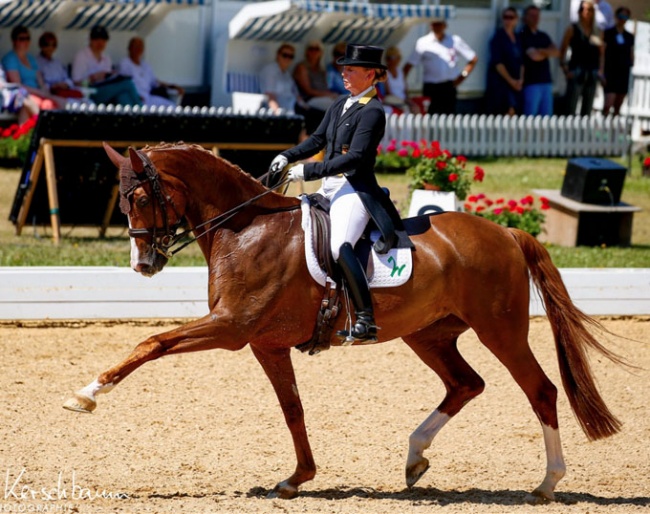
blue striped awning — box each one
[230,0,455,45]
[0,0,207,31]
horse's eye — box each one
[136,196,151,208]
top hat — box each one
[336,44,387,70]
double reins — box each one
[129,153,294,258]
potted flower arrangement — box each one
[0,115,37,166]
[464,194,550,237]
[405,140,484,201]
[375,139,421,173]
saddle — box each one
[296,194,428,355]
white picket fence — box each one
[382,113,630,157]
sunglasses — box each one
[42,42,57,48]
[280,52,295,59]
[503,14,517,20]
[616,13,629,20]
[16,36,31,42]
[307,46,321,51]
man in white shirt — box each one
[403,18,478,115]
[118,37,184,108]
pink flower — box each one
[507,199,518,209]
[398,148,409,157]
[386,144,396,152]
[448,173,459,182]
[493,207,503,215]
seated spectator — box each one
[383,46,417,114]
[326,42,347,95]
[260,43,302,113]
[118,37,184,107]
[36,31,87,100]
[2,25,66,111]
[0,66,38,124]
[602,7,634,115]
[293,40,338,133]
[71,25,142,106]
[484,7,523,115]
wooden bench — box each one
[533,189,642,247]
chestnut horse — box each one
[64,142,624,504]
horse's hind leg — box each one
[474,321,566,504]
[402,330,486,488]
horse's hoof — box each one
[63,393,96,413]
[405,457,430,488]
[525,488,554,505]
[267,482,299,500]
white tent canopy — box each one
[0,0,207,34]
[229,0,455,47]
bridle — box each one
[124,150,294,258]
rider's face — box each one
[342,66,375,96]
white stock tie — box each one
[342,97,356,114]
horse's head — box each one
[104,143,187,277]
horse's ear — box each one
[103,142,126,168]
[128,147,145,174]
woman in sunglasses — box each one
[484,7,523,115]
[602,7,634,115]
[260,43,302,114]
[1,26,66,111]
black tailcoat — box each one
[281,92,413,252]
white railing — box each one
[383,113,630,157]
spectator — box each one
[383,46,417,114]
[602,7,634,116]
[118,37,183,108]
[484,7,523,115]
[2,26,65,111]
[71,25,142,106]
[293,40,337,133]
[260,43,302,113]
[560,0,604,116]
[571,0,614,31]
[520,5,560,116]
[36,32,86,100]
[326,42,348,95]
[0,67,38,124]
[403,18,478,115]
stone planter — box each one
[408,189,462,217]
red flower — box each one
[485,199,494,207]
[448,173,459,182]
[401,141,410,147]
[516,206,525,214]
[442,149,452,159]
[412,148,421,158]
[520,195,534,205]
[644,157,650,167]
[507,199,518,209]
[476,205,485,212]
[398,148,409,157]
[436,160,447,170]
[464,203,473,211]
[493,207,503,215]
[473,166,485,182]
[457,155,467,164]
[541,204,550,210]
[1,129,11,138]
[496,198,504,204]
[386,143,396,152]
[467,195,478,203]
[377,145,382,155]
[431,141,441,152]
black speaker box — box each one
[561,157,627,205]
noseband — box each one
[123,151,183,259]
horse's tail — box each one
[509,228,625,441]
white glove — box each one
[287,164,305,182]
[269,154,288,174]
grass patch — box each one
[1,155,649,267]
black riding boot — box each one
[335,242,378,342]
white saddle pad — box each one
[300,196,412,288]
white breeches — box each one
[318,177,370,261]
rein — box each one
[127,152,296,258]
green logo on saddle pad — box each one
[388,256,406,277]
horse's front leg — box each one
[250,344,316,499]
[63,314,247,413]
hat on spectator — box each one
[90,25,109,40]
[336,44,387,70]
